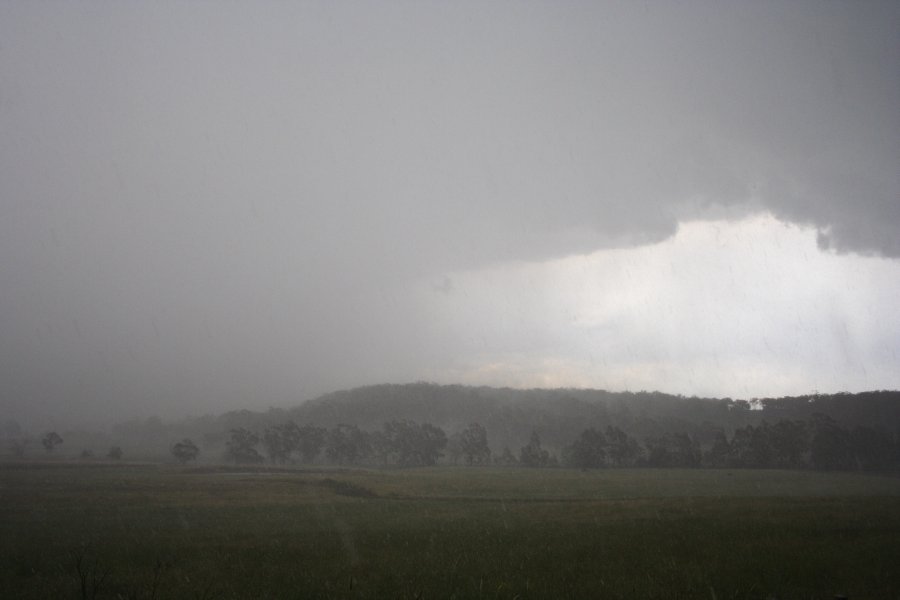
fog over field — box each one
[1,2,899,429]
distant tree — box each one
[41,431,63,452]
[410,422,447,466]
[380,420,447,467]
[296,424,327,463]
[325,424,371,465]
[730,400,751,411]
[226,428,264,464]
[604,426,641,467]
[851,426,896,471]
[769,420,808,468]
[644,436,672,467]
[263,422,301,464]
[563,428,607,469]
[107,446,123,460]
[705,431,731,468]
[445,432,464,465]
[494,446,518,467]
[810,414,854,470]
[728,426,756,468]
[80,449,94,459]
[644,433,700,468]
[457,423,491,466]
[368,429,392,466]
[748,423,775,468]
[673,432,701,467]
[171,438,200,464]
[519,431,551,468]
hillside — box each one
[9,384,899,465]
[241,384,900,453]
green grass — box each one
[1,464,899,599]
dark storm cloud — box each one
[0,2,897,426]
[3,2,896,267]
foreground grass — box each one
[1,464,899,599]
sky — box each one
[1,1,898,429]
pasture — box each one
[1,464,899,599]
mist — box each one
[1,2,898,430]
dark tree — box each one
[705,431,731,468]
[41,431,63,452]
[494,446,518,466]
[563,428,607,469]
[769,420,808,468]
[325,424,371,465]
[263,422,301,464]
[369,429,392,466]
[810,414,854,470]
[380,420,447,467]
[445,432,464,465]
[851,426,895,471]
[226,428,264,464]
[673,432,701,467]
[457,422,491,466]
[728,426,756,468]
[731,399,751,411]
[519,431,551,468]
[645,433,700,468]
[296,424,327,463]
[604,426,641,467]
[410,422,447,466]
[644,436,673,467]
[107,446,123,460]
[748,422,775,468]
[171,438,200,464]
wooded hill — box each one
[7,384,900,469]
[271,384,900,452]
[216,385,900,471]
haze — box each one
[1,2,898,430]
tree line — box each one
[564,415,897,471]
[177,420,491,467]
[6,387,898,466]
[169,414,900,472]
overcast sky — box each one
[1,2,898,429]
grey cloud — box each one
[3,2,896,273]
[1,2,898,426]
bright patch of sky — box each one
[418,215,900,398]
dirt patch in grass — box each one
[318,478,378,498]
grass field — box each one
[1,464,899,599]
